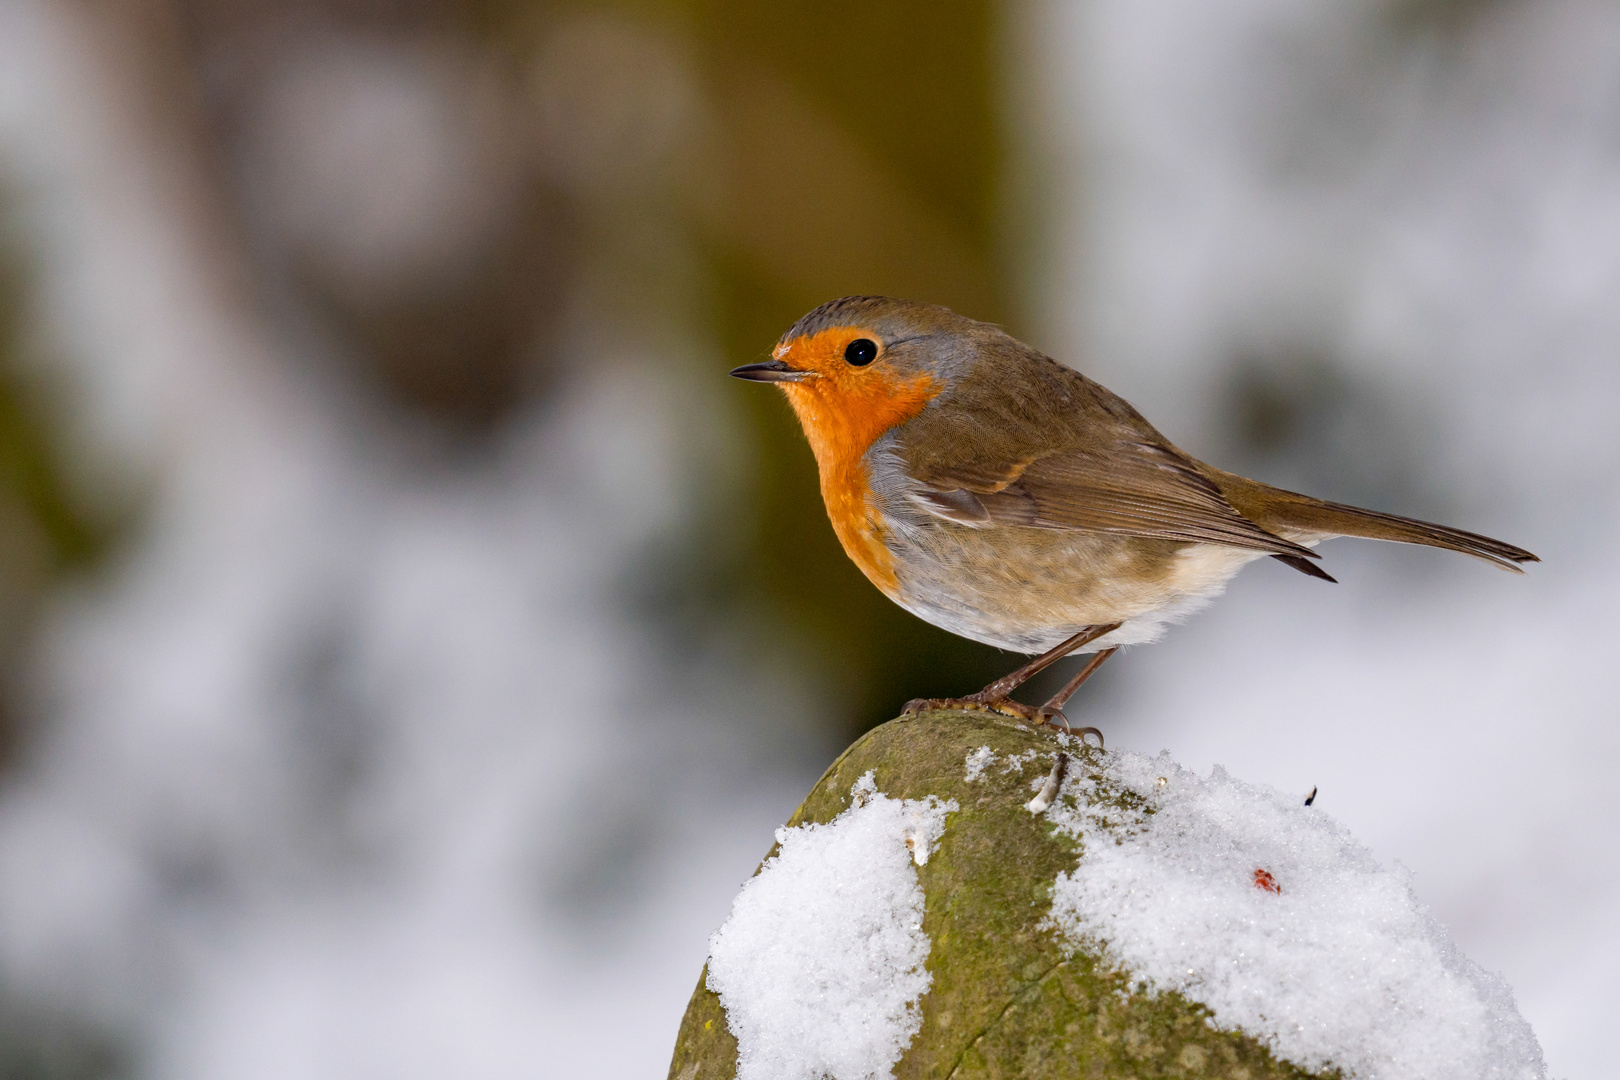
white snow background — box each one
[0,5,825,1078]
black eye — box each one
[845,338,879,366]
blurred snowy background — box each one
[0,0,1609,1077]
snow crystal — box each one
[1043,752,1545,1080]
[1000,748,1038,774]
[706,773,957,1080]
[963,746,995,782]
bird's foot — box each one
[1032,705,1106,749]
[901,695,1045,724]
[901,696,1105,748]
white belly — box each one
[883,516,1274,655]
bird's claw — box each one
[1064,723,1105,749]
[1035,705,1072,733]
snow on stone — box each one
[1000,748,1038,774]
[1042,751,1545,1080]
[963,746,995,782]
[706,772,957,1080]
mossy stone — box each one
[667,709,1330,1080]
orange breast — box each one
[818,450,904,597]
[775,329,940,597]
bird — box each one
[731,296,1537,738]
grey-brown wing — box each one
[1004,442,1314,555]
[895,362,1317,558]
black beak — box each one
[730,359,811,383]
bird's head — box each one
[730,296,986,468]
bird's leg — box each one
[902,623,1122,723]
[969,624,1119,704]
[1034,646,1118,746]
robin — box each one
[731,296,1537,739]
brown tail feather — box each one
[1207,469,1539,573]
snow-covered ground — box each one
[707,773,954,1080]
[1042,749,1541,1080]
